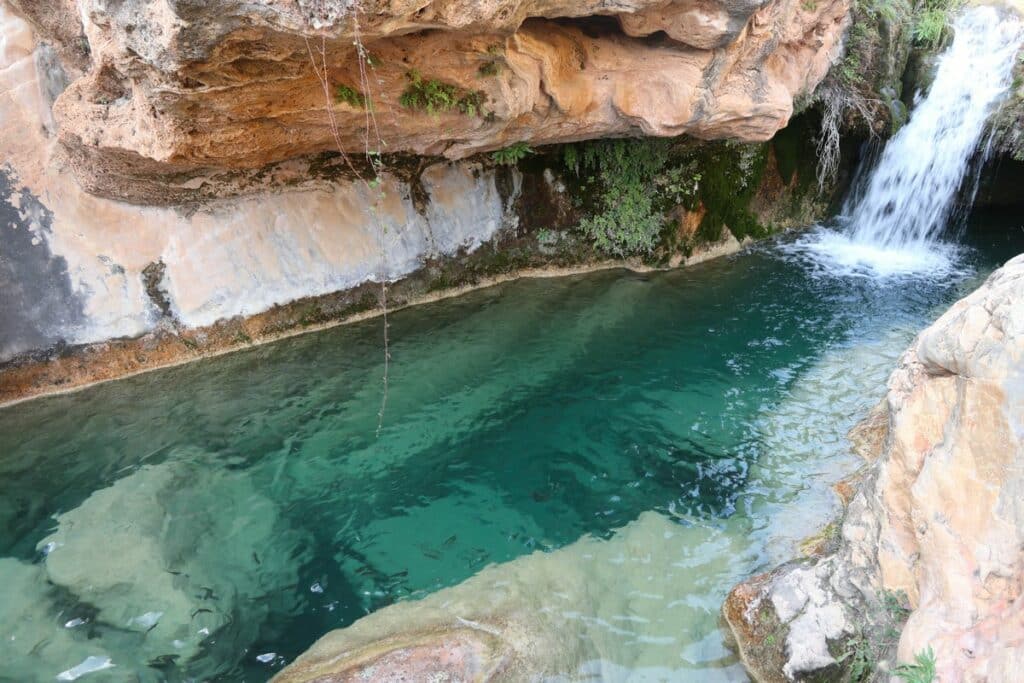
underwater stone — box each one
[274,511,747,681]
[0,558,118,681]
[37,456,310,677]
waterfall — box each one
[795,6,1023,277]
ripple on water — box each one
[0,218,1019,681]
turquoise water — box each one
[0,215,1020,682]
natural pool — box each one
[1,213,1021,682]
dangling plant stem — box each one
[302,0,392,437]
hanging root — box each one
[814,82,883,194]
[301,0,392,436]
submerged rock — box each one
[724,254,1024,681]
[0,558,119,682]
[36,455,309,678]
[274,510,748,681]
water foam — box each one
[798,6,1022,277]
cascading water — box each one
[796,6,1023,276]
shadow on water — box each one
[0,212,1021,681]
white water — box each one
[794,6,1022,277]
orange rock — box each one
[17,0,849,202]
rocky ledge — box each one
[10,0,848,202]
[724,254,1024,681]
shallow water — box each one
[0,212,1021,682]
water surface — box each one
[0,212,1021,682]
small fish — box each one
[355,566,375,576]
[252,552,261,565]
[147,654,179,669]
[442,535,457,547]
[421,549,440,560]
[191,608,213,619]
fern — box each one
[335,83,367,109]
[491,142,533,166]
[894,647,937,683]
[399,69,486,117]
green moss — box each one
[695,142,769,241]
[399,69,487,117]
[335,83,367,109]
[298,302,326,327]
[773,118,807,187]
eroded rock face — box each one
[724,254,1024,681]
[13,0,849,202]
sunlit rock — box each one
[724,254,1024,681]
[8,0,850,202]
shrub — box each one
[399,69,486,117]
[491,142,533,166]
[572,139,672,257]
[478,61,500,77]
[335,83,367,108]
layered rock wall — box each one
[8,0,849,202]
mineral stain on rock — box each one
[0,167,85,361]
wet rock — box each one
[274,511,748,681]
[0,558,118,682]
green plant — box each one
[881,589,911,622]
[913,0,962,49]
[491,142,533,166]
[478,60,500,77]
[399,69,486,117]
[913,8,947,47]
[572,139,674,257]
[536,228,559,247]
[335,83,367,108]
[838,630,876,683]
[894,647,936,683]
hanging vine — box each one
[300,0,393,436]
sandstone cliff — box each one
[724,254,1024,681]
[9,0,848,203]
[0,0,836,404]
